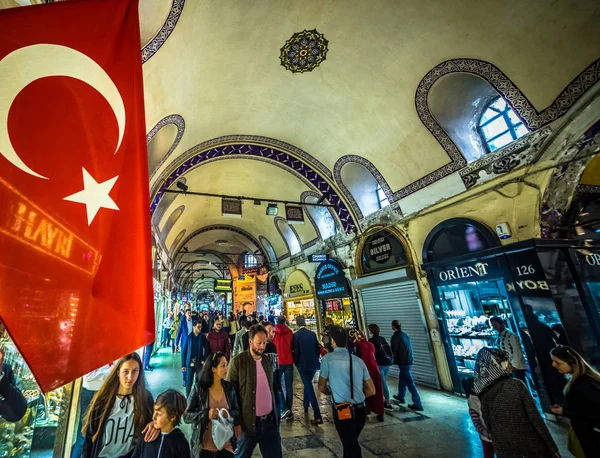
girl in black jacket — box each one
[132,389,190,458]
[184,352,241,458]
[551,345,600,457]
[82,353,159,458]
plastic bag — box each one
[211,408,234,450]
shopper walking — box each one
[82,353,159,458]
[292,315,323,424]
[171,313,181,353]
[367,324,394,411]
[474,347,559,458]
[227,324,282,457]
[490,316,528,382]
[182,320,211,397]
[132,389,190,458]
[232,320,250,359]
[185,352,241,458]
[0,346,27,423]
[550,345,600,457]
[462,376,493,458]
[228,313,239,349]
[354,330,385,421]
[207,320,231,361]
[71,364,112,458]
[390,320,423,411]
[162,313,174,348]
[318,325,375,458]
[263,321,282,416]
[273,315,294,420]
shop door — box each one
[360,281,439,388]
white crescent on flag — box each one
[0,44,126,179]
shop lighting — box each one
[266,203,278,216]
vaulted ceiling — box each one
[5,0,600,291]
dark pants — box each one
[71,387,96,458]
[235,412,282,458]
[144,342,154,369]
[185,367,197,397]
[333,405,367,458]
[299,369,321,419]
[229,334,236,349]
[200,449,234,458]
[161,328,171,347]
[397,365,421,407]
[280,364,294,411]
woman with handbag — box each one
[550,345,600,457]
[184,352,241,458]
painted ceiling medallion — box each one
[280,29,328,74]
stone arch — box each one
[300,191,339,240]
[159,205,185,240]
[274,216,302,257]
[150,136,357,232]
[146,114,185,178]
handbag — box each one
[211,408,234,450]
[332,350,355,422]
[567,427,586,458]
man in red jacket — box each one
[273,316,295,419]
[207,320,231,361]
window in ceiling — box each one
[244,253,258,268]
[303,196,337,240]
[377,185,390,209]
[479,97,529,152]
[276,218,302,255]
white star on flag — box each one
[64,167,119,225]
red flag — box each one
[0,0,154,393]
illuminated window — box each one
[244,253,257,268]
[479,97,528,152]
[377,185,389,209]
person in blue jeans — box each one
[368,323,394,410]
[292,315,323,424]
[390,320,423,411]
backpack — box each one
[375,337,393,366]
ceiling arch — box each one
[146,114,185,177]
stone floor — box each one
[146,347,570,458]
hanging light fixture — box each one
[266,203,278,216]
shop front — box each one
[0,323,74,457]
[351,227,440,388]
[283,269,318,332]
[314,258,357,329]
[423,217,600,411]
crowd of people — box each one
[1,312,600,458]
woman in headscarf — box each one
[353,330,385,421]
[474,347,560,458]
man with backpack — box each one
[390,320,423,411]
[367,323,394,411]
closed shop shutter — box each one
[360,281,439,388]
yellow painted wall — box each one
[580,156,600,185]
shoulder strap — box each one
[349,349,354,403]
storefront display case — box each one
[0,330,74,458]
[285,298,318,331]
[314,258,357,329]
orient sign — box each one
[438,262,489,282]
[574,249,600,282]
[433,259,502,285]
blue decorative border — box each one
[409,57,600,200]
[150,137,356,232]
[333,155,394,218]
[174,225,267,261]
[147,114,185,179]
[141,0,186,64]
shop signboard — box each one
[308,254,329,263]
[315,259,350,299]
[361,229,409,275]
[214,279,233,292]
[283,270,313,298]
[574,248,600,281]
[285,205,305,224]
[432,258,503,285]
[506,250,553,298]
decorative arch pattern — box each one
[150,136,357,232]
[169,229,186,255]
[141,0,186,64]
[160,205,185,240]
[259,236,278,264]
[408,57,600,200]
[147,114,185,178]
[174,224,267,262]
[274,216,302,258]
[300,191,339,240]
[333,156,393,218]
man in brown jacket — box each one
[227,324,282,458]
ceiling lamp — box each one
[266,203,278,216]
[176,180,188,192]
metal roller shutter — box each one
[360,281,439,388]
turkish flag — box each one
[0,0,154,392]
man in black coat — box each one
[390,320,423,411]
[292,316,322,424]
[0,348,27,422]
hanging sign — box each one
[308,254,329,263]
[222,199,242,218]
[214,279,233,292]
[433,258,503,285]
[315,258,350,299]
[361,229,409,275]
[285,205,304,224]
[283,270,313,298]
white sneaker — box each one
[280,409,291,420]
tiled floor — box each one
[146,347,570,457]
